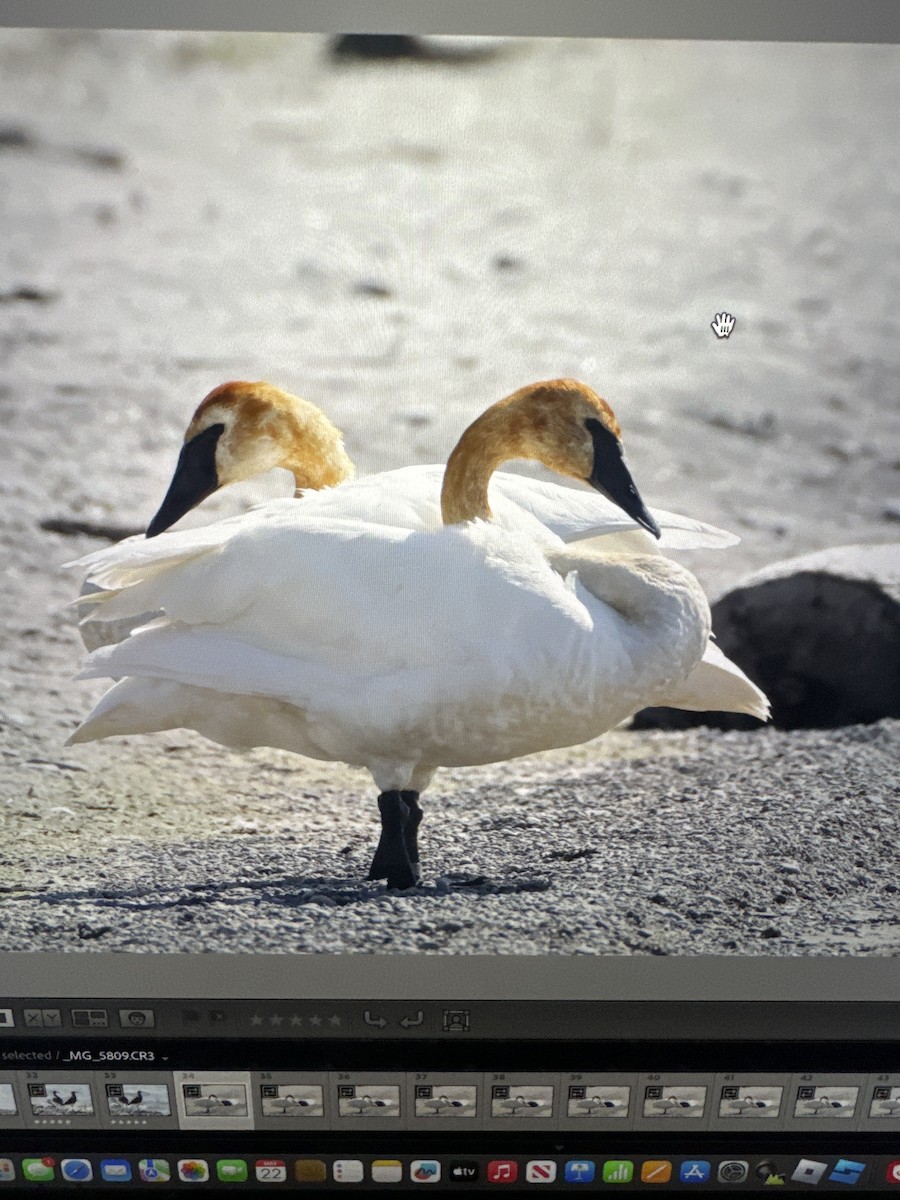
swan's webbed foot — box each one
[366,790,422,889]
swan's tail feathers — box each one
[67,671,319,758]
[654,638,770,721]
[66,677,184,744]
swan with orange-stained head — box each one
[140,378,744,549]
[78,377,744,655]
[144,380,356,537]
[69,380,768,889]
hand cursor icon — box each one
[711,312,735,338]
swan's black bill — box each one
[585,417,661,539]
[145,422,225,538]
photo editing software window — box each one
[0,0,898,1194]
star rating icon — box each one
[248,1009,342,1029]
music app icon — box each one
[487,1160,518,1184]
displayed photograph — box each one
[0,27,896,955]
[793,1085,859,1119]
[490,1084,554,1117]
[642,1085,707,1118]
[717,1085,783,1119]
[566,1083,630,1118]
[414,1084,477,1118]
[180,1082,249,1118]
[870,1087,900,1119]
[336,1084,401,1119]
[27,1083,94,1118]
[0,1086,17,1118]
[259,1083,325,1118]
[105,1082,172,1118]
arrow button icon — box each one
[363,1010,387,1028]
[400,1011,424,1028]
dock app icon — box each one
[448,1160,479,1182]
[565,1160,595,1184]
[792,1160,828,1186]
[526,1161,557,1183]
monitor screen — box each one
[0,1,897,1192]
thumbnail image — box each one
[718,1085,783,1118]
[870,1086,900,1118]
[259,1084,324,1118]
[491,1085,554,1117]
[105,1082,171,1117]
[28,1083,94,1117]
[566,1084,630,1117]
[793,1086,859,1118]
[414,1084,477,1118]
[642,1086,707,1118]
[0,28,897,956]
[181,1083,249,1118]
[337,1085,401,1118]
[0,1086,17,1117]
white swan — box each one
[69,379,768,889]
[79,379,738,652]
[143,379,741,551]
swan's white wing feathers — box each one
[483,471,739,549]
[276,465,737,549]
[74,519,590,679]
[71,521,633,768]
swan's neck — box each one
[281,417,355,493]
[441,408,528,524]
[287,446,354,493]
[440,379,602,524]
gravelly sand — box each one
[0,30,897,954]
[1,722,897,954]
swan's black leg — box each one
[400,790,422,882]
[366,791,418,889]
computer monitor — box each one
[0,1,897,1193]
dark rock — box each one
[352,279,392,298]
[329,34,502,63]
[331,34,427,59]
[0,285,58,305]
[634,544,900,731]
[74,145,126,171]
[696,409,778,441]
[493,254,524,272]
[40,516,142,541]
[0,125,35,149]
